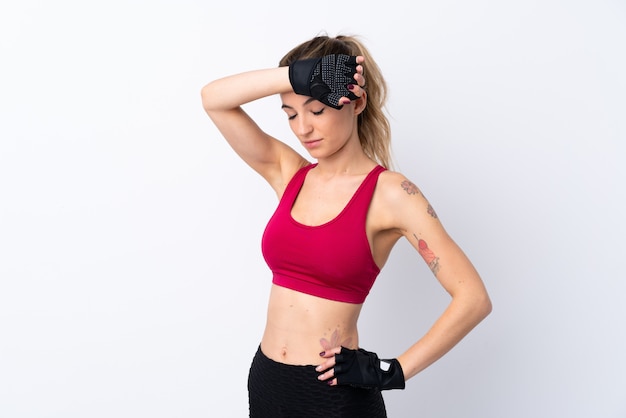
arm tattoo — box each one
[320,328,353,351]
[401,180,420,195]
[427,204,438,219]
[414,234,441,275]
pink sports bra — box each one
[261,163,386,304]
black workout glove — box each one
[334,347,405,390]
[288,54,360,109]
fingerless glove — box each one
[334,347,405,390]
[288,54,359,109]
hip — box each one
[248,346,387,418]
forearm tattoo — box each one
[414,234,441,275]
[320,328,353,352]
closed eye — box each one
[284,107,324,120]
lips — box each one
[303,139,322,148]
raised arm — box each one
[201,56,365,193]
[200,67,308,192]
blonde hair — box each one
[279,35,393,169]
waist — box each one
[261,285,362,365]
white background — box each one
[1,1,625,417]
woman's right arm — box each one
[201,67,308,192]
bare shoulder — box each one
[373,170,440,230]
[376,170,430,207]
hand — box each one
[317,346,405,390]
[289,54,365,109]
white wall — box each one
[1,1,624,417]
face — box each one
[280,92,363,160]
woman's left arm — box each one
[316,172,492,388]
[386,173,492,380]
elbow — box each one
[201,82,236,116]
[460,289,492,325]
[200,84,214,113]
[454,284,493,322]
[477,292,492,322]
[200,82,225,114]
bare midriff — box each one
[260,284,363,366]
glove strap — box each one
[378,357,406,390]
[288,57,320,96]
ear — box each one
[353,91,367,116]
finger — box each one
[330,346,343,355]
[319,349,335,359]
[344,87,360,101]
[356,55,365,65]
[338,97,353,106]
[347,84,364,100]
[354,73,365,88]
[315,360,334,372]
[317,367,336,382]
[316,355,337,371]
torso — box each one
[260,164,403,365]
[261,285,362,365]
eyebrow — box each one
[281,97,317,109]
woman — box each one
[201,34,492,417]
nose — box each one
[294,114,313,136]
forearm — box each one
[397,292,492,380]
[201,67,291,112]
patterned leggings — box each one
[248,346,387,418]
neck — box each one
[314,148,376,177]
